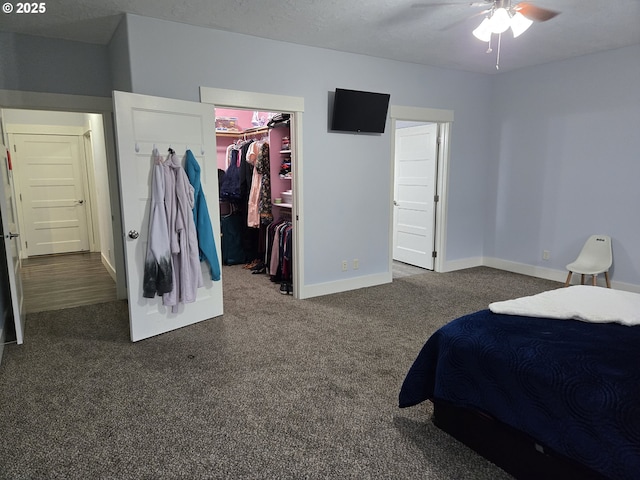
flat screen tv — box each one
[331,88,391,134]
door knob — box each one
[128,230,140,239]
[6,232,19,239]
[393,200,399,206]
[77,200,84,205]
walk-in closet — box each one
[215,108,294,295]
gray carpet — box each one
[0,266,561,479]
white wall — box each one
[3,109,85,127]
[486,44,640,288]
[85,113,116,278]
[120,14,493,290]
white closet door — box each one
[113,91,223,342]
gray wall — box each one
[0,15,638,291]
[108,16,133,93]
[0,32,112,97]
[121,14,493,287]
[486,44,640,286]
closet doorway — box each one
[215,107,294,295]
[201,87,304,300]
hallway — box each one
[22,252,117,313]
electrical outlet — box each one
[542,250,550,261]
[342,260,348,271]
[353,259,359,270]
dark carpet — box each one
[0,266,561,479]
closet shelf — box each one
[216,126,269,138]
[275,203,292,209]
[280,150,292,154]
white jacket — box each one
[142,150,173,298]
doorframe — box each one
[199,87,306,299]
[389,105,454,274]
[0,89,126,300]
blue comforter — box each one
[399,309,640,480]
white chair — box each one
[564,235,612,288]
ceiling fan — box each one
[413,1,559,31]
[413,1,560,69]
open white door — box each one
[393,123,438,270]
[113,91,223,342]
[0,143,25,344]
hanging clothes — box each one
[142,149,173,298]
[265,218,293,284]
[162,151,203,312]
[185,149,221,282]
[246,140,262,228]
[220,146,242,202]
[255,141,273,225]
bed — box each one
[398,286,640,480]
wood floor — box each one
[21,252,117,313]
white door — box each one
[12,134,90,256]
[113,91,223,342]
[393,123,438,270]
[0,143,25,344]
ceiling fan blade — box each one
[515,2,560,22]
[440,9,490,31]
[411,2,489,8]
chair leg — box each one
[592,275,597,286]
[605,271,611,288]
[564,271,573,287]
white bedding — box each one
[489,285,640,326]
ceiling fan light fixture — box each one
[510,11,533,37]
[489,7,511,34]
[472,17,492,42]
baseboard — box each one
[0,304,6,366]
[101,252,117,283]
[484,258,567,283]
[441,257,483,272]
[483,257,640,293]
[301,272,391,300]
[300,256,640,299]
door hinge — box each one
[434,194,439,203]
[19,193,22,201]
[432,251,437,258]
[13,144,17,152]
[25,241,28,249]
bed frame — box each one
[432,400,609,480]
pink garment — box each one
[162,152,203,312]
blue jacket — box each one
[185,150,221,281]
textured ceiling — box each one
[0,0,639,74]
